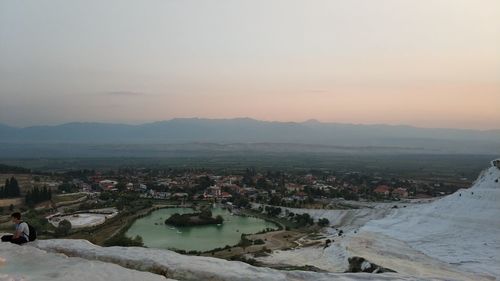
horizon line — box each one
[2,117,500,132]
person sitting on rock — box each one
[1,212,30,245]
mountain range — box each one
[1,118,499,156]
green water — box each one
[125,207,278,251]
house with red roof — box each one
[374,185,390,196]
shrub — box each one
[318,218,330,227]
[104,235,144,247]
[253,239,265,245]
[55,219,72,237]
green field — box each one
[1,153,496,180]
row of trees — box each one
[0,164,30,174]
[104,234,143,247]
[264,205,282,216]
[25,186,52,206]
[165,209,224,227]
[0,177,21,198]
[291,212,315,226]
[260,205,329,227]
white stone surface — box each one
[0,242,173,281]
[362,164,500,279]
[34,239,428,281]
[48,208,118,228]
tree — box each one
[104,235,144,247]
[242,168,255,186]
[318,218,330,227]
[55,219,72,237]
[58,182,78,193]
[295,213,314,226]
[256,178,269,189]
[197,176,214,189]
[215,215,224,224]
[265,206,282,217]
[199,209,212,220]
[9,177,20,197]
[2,179,9,197]
[189,176,215,196]
[0,164,29,174]
[25,186,52,206]
[234,195,250,208]
[1,177,21,198]
[115,182,127,192]
[269,195,281,206]
[238,234,252,249]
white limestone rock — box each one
[34,239,428,281]
[362,163,500,279]
[0,242,172,281]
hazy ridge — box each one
[1,118,499,156]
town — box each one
[0,161,473,265]
[1,164,470,212]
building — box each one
[222,183,241,193]
[374,185,390,196]
[172,192,188,199]
[312,183,331,191]
[392,187,409,198]
[203,185,232,200]
[286,183,304,192]
[220,192,232,199]
[206,185,221,197]
[99,180,118,190]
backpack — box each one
[21,221,37,241]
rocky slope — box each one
[0,242,173,281]
[361,160,500,279]
[0,238,432,281]
[256,160,500,280]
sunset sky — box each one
[1,0,499,129]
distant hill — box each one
[0,118,499,156]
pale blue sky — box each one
[1,0,499,129]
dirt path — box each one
[207,230,305,259]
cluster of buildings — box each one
[373,185,409,198]
[51,167,467,206]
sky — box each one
[1,0,499,129]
